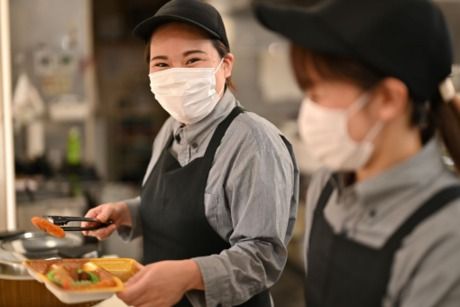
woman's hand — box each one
[117,260,204,307]
[81,202,131,240]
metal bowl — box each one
[0,231,83,259]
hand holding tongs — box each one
[45,216,113,231]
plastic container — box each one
[23,258,140,304]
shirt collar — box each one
[171,89,238,146]
[340,139,446,206]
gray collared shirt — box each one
[121,90,299,307]
[304,139,460,307]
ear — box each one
[453,94,460,114]
[373,78,410,122]
[222,53,235,79]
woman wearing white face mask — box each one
[255,0,460,306]
[81,1,299,307]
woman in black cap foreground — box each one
[82,0,299,306]
[255,0,460,306]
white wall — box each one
[0,0,16,231]
[0,40,6,231]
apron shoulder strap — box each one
[314,175,337,216]
[385,185,460,250]
[203,106,244,159]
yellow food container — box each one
[23,258,141,304]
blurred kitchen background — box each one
[0,0,459,306]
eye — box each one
[185,57,202,65]
[150,62,169,72]
[153,62,169,68]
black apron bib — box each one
[140,107,271,307]
[305,176,460,307]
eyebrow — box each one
[183,50,207,57]
[150,55,168,62]
[150,50,207,62]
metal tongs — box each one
[45,216,113,231]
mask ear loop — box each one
[346,92,384,143]
[363,120,384,142]
[346,92,371,116]
[214,57,225,73]
[214,57,227,97]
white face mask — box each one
[298,93,383,171]
[149,59,224,125]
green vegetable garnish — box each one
[87,271,100,283]
[47,270,60,286]
[46,267,101,289]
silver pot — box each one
[0,231,84,259]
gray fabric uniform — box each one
[304,140,460,307]
[120,90,299,307]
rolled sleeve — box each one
[192,238,287,307]
[117,196,143,241]
[193,255,232,307]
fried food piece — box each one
[47,264,75,289]
[46,262,117,290]
[82,262,117,288]
[31,216,65,238]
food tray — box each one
[23,258,140,304]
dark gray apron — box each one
[140,107,271,307]
[305,175,460,307]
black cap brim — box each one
[254,3,353,57]
[133,14,223,43]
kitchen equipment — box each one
[0,260,32,280]
[46,215,113,231]
[0,230,26,240]
[0,231,83,259]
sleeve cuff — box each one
[117,197,142,241]
[192,256,231,307]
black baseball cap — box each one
[133,0,230,49]
[254,0,453,103]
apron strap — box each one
[203,106,244,159]
[385,185,460,250]
[314,175,336,215]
